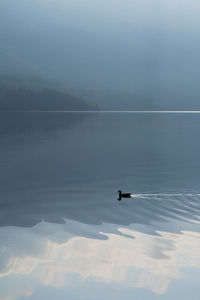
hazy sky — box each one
[0,0,200,102]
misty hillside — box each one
[0,81,97,111]
[1,0,200,111]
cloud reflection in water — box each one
[0,219,200,299]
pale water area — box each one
[0,112,200,300]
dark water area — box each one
[0,112,200,228]
[0,112,200,300]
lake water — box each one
[0,111,200,300]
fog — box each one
[1,0,200,108]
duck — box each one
[118,190,132,201]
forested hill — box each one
[0,83,97,111]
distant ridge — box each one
[0,79,97,111]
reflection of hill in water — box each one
[0,112,88,142]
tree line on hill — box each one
[0,83,97,111]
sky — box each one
[0,0,200,105]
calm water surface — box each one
[0,112,200,300]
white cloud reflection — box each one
[0,220,200,299]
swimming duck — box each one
[118,190,132,201]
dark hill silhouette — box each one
[0,82,97,111]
